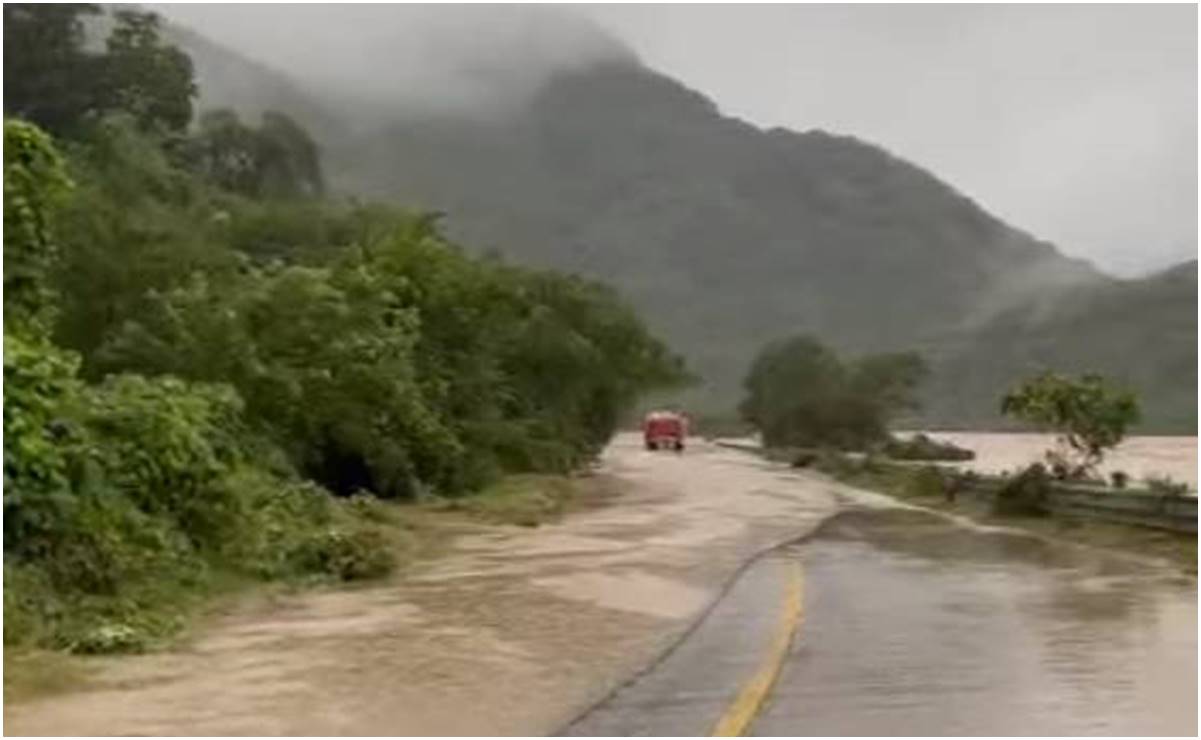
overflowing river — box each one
[909,431,1198,489]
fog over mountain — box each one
[146,4,1196,431]
[155,5,635,121]
[154,3,1197,277]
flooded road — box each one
[5,437,841,736]
[570,500,1197,736]
[7,439,1194,735]
[757,507,1197,736]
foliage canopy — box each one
[739,335,927,449]
[3,6,686,653]
[1000,371,1140,478]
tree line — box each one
[738,334,1141,485]
[3,5,687,653]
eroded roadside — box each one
[3,434,839,736]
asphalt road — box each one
[567,492,1198,736]
[6,439,1193,736]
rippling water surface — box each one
[753,507,1198,736]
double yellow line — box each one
[710,560,805,737]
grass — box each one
[423,474,580,527]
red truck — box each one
[643,411,687,451]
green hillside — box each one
[168,23,1197,432]
[924,261,1197,433]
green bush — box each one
[903,465,947,498]
[4,563,57,647]
[4,119,72,334]
[994,463,1053,517]
[3,334,85,556]
[293,525,395,581]
[80,374,246,547]
[208,469,397,583]
[341,492,396,524]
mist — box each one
[149,3,1195,277]
[151,4,634,119]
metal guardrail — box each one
[1042,487,1197,533]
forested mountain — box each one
[924,261,1198,432]
[165,18,1196,432]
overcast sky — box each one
[155,3,1197,277]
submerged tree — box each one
[1000,371,1140,479]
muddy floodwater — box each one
[909,431,1198,489]
[755,507,1197,736]
[8,439,1195,736]
[570,499,1197,737]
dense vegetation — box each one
[739,335,927,449]
[163,20,1197,432]
[1000,372,1140,479]
[3,6,686,653]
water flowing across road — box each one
[6,438,1194,735]
[569,462,1198,736]
[753,505,1197,735]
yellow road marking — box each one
[711,559,804,737]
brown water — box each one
[905,431,1198,489]
[568,491,1198,737]
[754,507,1198,736]
[4,437,841,736]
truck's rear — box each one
[643,412,686,451]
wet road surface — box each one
[6,439,1193,736]
[568,502,1197,736]
[4,437,842,736]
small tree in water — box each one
[1000,372,1140,480]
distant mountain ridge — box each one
[164,19,1197,432]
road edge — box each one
[554,519,829,735]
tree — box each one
[4,119,74,335]
[51,116,235,361]
[99,10,196,135]
[3,6,196,137]
[257,112,324,197]
[740,335,927,449]
[1000,371,1140,479]
[186,109,324,198]
[2,4,102,135]
[186,109,261,194]
[740,336,844,446]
